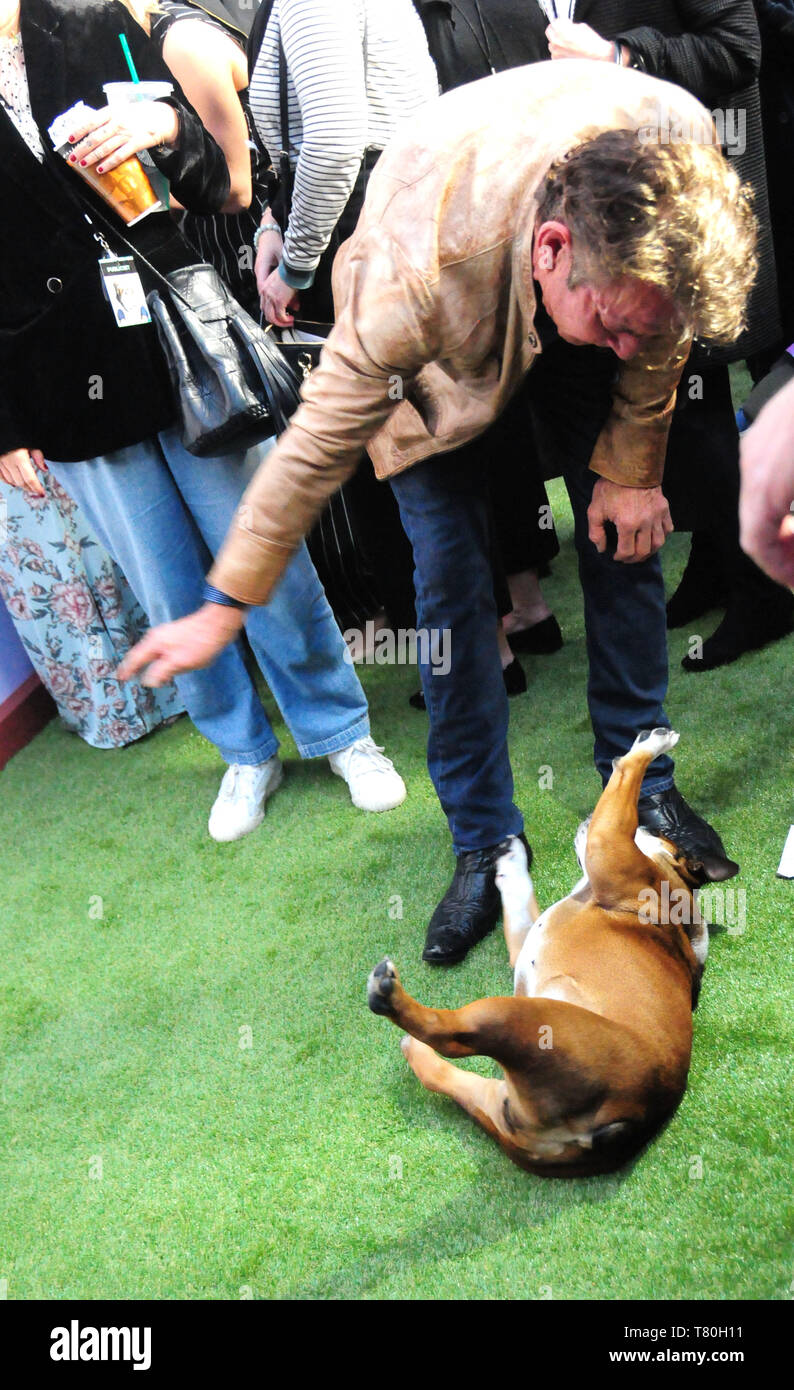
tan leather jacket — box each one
[210,61,714,605]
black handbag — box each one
[147,262,304,456]
[80,204,310,457]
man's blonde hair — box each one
[537,129,757,346]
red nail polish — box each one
[80,159,87,167]
[96,166,104,174]
[68,134,75,142]
[68,154,76,163]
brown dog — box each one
[367,729,739,1177]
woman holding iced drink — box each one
[0,0,406,839]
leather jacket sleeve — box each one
[208,235,435,605]
[588,331,693,488]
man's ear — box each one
[533,220,573,274]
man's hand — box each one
[117,602,245,687]
[0,448,48,497]
[546,18,615,62]
[739,376,794,588]
[259,265,300,327]
[588,477,673,563]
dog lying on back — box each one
[368,730,738,1177]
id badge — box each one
[99,256,152,328]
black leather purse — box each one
[81,202,310,457]
[147,262,304,456]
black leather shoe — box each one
[422,833,533,966]
[637,784,726,860]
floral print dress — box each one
[0,473,182,749]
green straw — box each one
[118,32,140,82]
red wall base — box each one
[0,675,57,770]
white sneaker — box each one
[328,736,406,812]
[208,757,283,842]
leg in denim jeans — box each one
[157,428,369,758]
[48,439,278,765]
[390,449,523,853]
[563,464,674,794]
[527,338,674,793]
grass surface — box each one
[2,477,793,1301]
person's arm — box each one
[546,1,760,104]
[161,19,252,214]
[739,374,794,587]
[273,0,368,287]
[611,0,761,104]
[207,240,436,604]
[117,233,436,683]
[100,0,231,213]
[585,331,693,563]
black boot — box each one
[681,565,794,671]
[422,833,533,966]
[637,785,727,861]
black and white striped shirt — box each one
[249,0,438,284]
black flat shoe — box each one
[506,614,563,655]
[410,657,526,710]
[681,589,794,671]
[637,784,727,861]
[422,833,533,966]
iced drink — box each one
[48,101,163,226]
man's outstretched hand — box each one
[117,603,245,687]
[588,478,673,563]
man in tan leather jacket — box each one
[121,61,756,963]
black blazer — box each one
[0,0,231,462]
[416,0,779,360]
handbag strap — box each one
[43,143,200,311]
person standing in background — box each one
[0,0,406,839]
[754,0,794,352]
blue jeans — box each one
[390,341,674,854]
[49,428,369,764]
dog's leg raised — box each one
[585,728,679,911]
[367,960,657,1168]
[495,835,539,968]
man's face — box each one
[533,221,679,359]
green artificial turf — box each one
[2,479,793,1301]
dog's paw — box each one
[367,958,399,1016]
[630,727,680,760]
[495,835,533,916]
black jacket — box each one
[0,0,231,462]
[755,0,794,343]
[416,0,779,360]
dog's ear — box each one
[695,853,740,883]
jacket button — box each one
[46,276,64,294]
